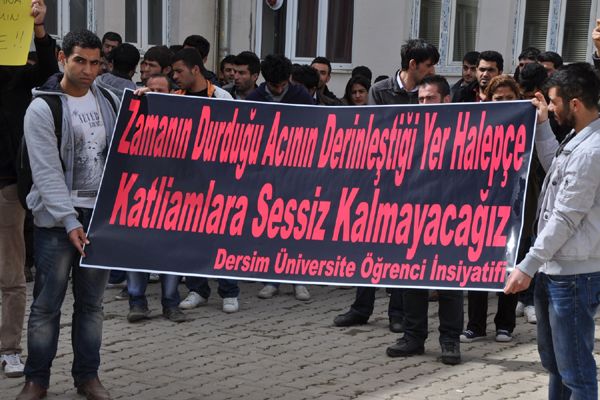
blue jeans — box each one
[186,277,239,298]
[25,208,109,388]
[128,272,180,309]
[535,272,600,400]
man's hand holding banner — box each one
[82,90,536,291]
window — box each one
[413,0,478,72]
[43,0,93,38]
[256,0,354,67]
[515,0,594,64]
[124,0,169,49]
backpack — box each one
[16,86,117,209]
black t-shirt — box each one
[186,89,208,97]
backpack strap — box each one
[38,95,63,149]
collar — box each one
[561,117,600,155]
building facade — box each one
[44,0,599,94]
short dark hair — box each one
[62,29,102,57]
[311,56,332,75]
[169,44,184,54]
[351,65,372,82]
[234,51,261,75]
[519,47,540,61]
[102,31,122,45]
[147,73,174,91]
[261,54,292,84]
[108,43,140,75]
[172,48,207,75]
[344,75,371,104]
[517,62,548,93]
[144,45,172,69]
[420,75,450,98]
[220,54,236,73]
[537,51,563,69]
[291,64,320,91]
[400,39,440,71]
[544,63,600,109]
[183,35,210,59]
[462,51,480,65]
[478,50,504,72]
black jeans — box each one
[466,291,517,334]
[350,287,403,320]
[403,288,463,344]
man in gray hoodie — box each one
[17,29,118,400]
[95,43,139,100]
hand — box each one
[504,268,532,294]
[133,86,151,96]
[593,19,600,56]
[531,92,549,124]
[31,0,47,25]
[68,227,89,257]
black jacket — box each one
[367,71,418,105]
[451,80,479,103]
[0,34,58,185]
[246,82,314,105]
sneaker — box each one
[258,284,279,299]
[524,305,537,324]
[440,342,461,365]
[294,285,311,301]
[127,305,150,323]
[148,273,160,283]
[114,288,129,300]
[222,297,239,313]
[495,329,513,342]
[515,301,525,317]
[1,353,24,378]
[459,329,486,343]
[163,307,187,323]
[386,336,425,357]
[178,291,207,309]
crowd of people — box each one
[2,1,600,399]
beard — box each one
[556,102,576,132]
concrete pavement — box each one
[2,279,599,399]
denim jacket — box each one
[518,118,600,276]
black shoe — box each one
[386,336,425,357]
[127,305,150,323]
[389,317,404,333]
[333,310,368,327]
[163,307,187,323]
[440,341,461,365]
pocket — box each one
[586,274,600,307]
[545,274,576,302]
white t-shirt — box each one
[66,90,107,208]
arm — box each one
[22,0,59,89]
[24,98,81,234]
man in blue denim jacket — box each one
[505,62,600,400]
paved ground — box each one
[2,279,599,400]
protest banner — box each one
[0,0,33,66]
[82,90,536,291]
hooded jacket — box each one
[95,71,137,100]
[23,73,119,233]
[367,71,418,105]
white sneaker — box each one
[257,284,279,299]
[524,305,537,324]
[1,353,24,378]
[515,301,525,317]
[178,291,207,309]
[294,285,311,301]
[222,297,239,313]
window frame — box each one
[126,0,170,50]
[513,0,598,65]
[411,0,480,75]
[255,0,353,70]
[47,0,96,39]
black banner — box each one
[82,90,536,290]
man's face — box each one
[548,87,575,131]
[146,77,170,93]
[61,46,101,91]
[418,84,445,104]
[413,59,436,84]
[140,59,164,84]
[234,64,257,92]
[477,60,500,90]
[171,60,196,91]
[462,62,477,83]
[222,63,235,84]
[102,39,119,58]
[491,85,518,101]
[311,62,330,89]
[267,79,289,96]
[541,61,556,76]
[518,58,536,72]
